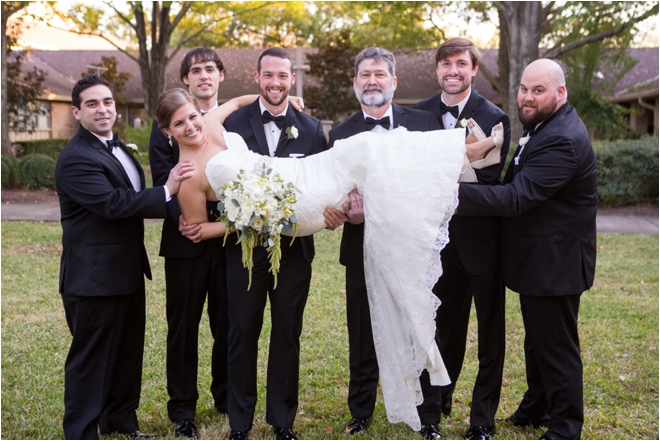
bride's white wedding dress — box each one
[206,128,466,430]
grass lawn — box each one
[1,222,658,440]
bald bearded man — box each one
[456,59,598,440]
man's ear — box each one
[71,106,81,121]
[557,85,567,103]
[182,75,190,86]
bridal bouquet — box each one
[217,166,298,289]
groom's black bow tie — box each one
[106,137,122,153]
[262,111,287,129]
[438,101,459,119]
[365,116,390,130]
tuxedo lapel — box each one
[350,112,370,135]
[392,103,407,128]
[79,127,135,189]
[275,105,296,155]
[248,101,271,157]
[457,89,479,137]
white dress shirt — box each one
[259,99,288,157]
[441,88,471,129]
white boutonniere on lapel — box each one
[458,118,468,128]
[285,125,299,140]
[126,143,139,155]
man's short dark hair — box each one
[72,74,113,109]
[257,47,293,74]
[354,47,396,77]
[179,47,225,82]
[434,37,482,68]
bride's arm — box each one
[205,95,306,124]
[177,172,227,242]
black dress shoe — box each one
[505,414,549,429]
[344,416,373,435]
[273,427,298,440]
[229,430,249,440]
[129,431,156,440]
[176,419,198,440]
[419,424,442,440]
[539,434,556,440]
[466,425,493,440]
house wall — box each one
[51,102,78,139]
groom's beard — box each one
[355,83,395,108]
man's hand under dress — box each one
[323,207,348,230]
[179,215,202,243]
[343,189,365,225]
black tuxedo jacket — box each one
[55,125,167,297]
[149,122,221,258]
[223,99,328,263]
[458,102,598,296]
[328,103,440,270]
[415,90,511,275]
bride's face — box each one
[165,102,205,146]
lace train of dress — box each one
[206,128,466,430]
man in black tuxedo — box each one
[323,46,444,440]
[148,47,229,440]
[415,38,511,440]
[457,58,598,440]
[221,47,328,441]
[55,74,192,440]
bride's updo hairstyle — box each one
[156,88,201,130]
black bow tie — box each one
[438,101,459,119]
[262,111,287,130]
[106,137,122,153]
[365,116,390,131]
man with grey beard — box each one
[323,47,444,440]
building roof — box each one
[19,47,659,106]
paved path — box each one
[1,203,658,234]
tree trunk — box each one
[496,1,545,141]
[1,13,11,156]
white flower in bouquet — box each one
[217,167,299,289]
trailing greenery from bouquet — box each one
[217,166,298,289]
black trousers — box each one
[514,294,583,440]
[62,288,145,440]
[345,266,441,425]
[164,240,228,422]
[432,241,506,427]
[226,247,312,431]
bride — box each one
[156,88,495,430]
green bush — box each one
[17,154,56,189]
[594,137,658,206]
[13,139,68,160]
[502,137,658,206]
[1,156,21,188]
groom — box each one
[323,46,445,440]
[221,47,328,440]
[415,37,511,440]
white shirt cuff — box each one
[164,185,171,202]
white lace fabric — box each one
[206,128,466,430]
